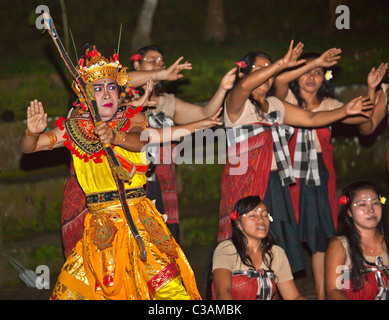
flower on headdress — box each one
[235,61,247,69]
[324,70,333,81]
[380,196,386,205]
[339,195,349,206]
[131,53,142,62]
[229,210,240,221]
[113,53,122,68]
[86,46,99,59]
[268,214,274,223]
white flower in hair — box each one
[268,214,273,222]
[324,70,333,81]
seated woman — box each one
[325,181,389,300]
[211,196,306,300]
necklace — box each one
[362,236,383,256]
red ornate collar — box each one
[55,107,141,163]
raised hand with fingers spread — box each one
[367,62,388,90]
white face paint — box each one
[252,62,269,69]
[352,196,381,213]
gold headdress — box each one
[79,46,128,85]
[72,45,131,103]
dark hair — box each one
[338,181,389,291]
[131,45,165,96]
[230,195,277,270]
[233,51,275,120]
[289,52,334,109]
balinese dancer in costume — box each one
[273,48,375,299]
[359,63,389,170]
[218,40,373,275]
[60,44,226,255]
[211,196,306,300]
[129,45,236,241]
[20,46,202,300]
[325,181,389,300]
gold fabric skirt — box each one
[51,196,201,300]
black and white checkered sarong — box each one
[293,128,321,186]
[232,269,276,300]
[226,111,295,186]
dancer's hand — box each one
[195,107,223,129]
[161,57,192,81]
[220,67,237,91]
[344,96,373,117]
[278,40,306,70]
[315,48,342,68]
[130,78,156,108]
[93,122,114,145]
[367,62,388,89]
[26,99,47,134]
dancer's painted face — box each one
[92,78,119,121]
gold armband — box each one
[25,128,40,137]
[44,130,57,150]
[128,121,148,131]
[113,130,126,145]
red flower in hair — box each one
[229,210,240,221]
[131,53,142,62]
[235,61,247,69]
[339,195,350,206]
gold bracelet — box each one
[25,128,40,137]
[44,130,57,150]
[113,130,126,145]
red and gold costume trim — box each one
[147,263,179,297]
[135,201,179,259]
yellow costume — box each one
[51,120,200,300]
[50,46,200,300]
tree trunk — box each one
[204,0,226,43]
[131,0,159,53]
